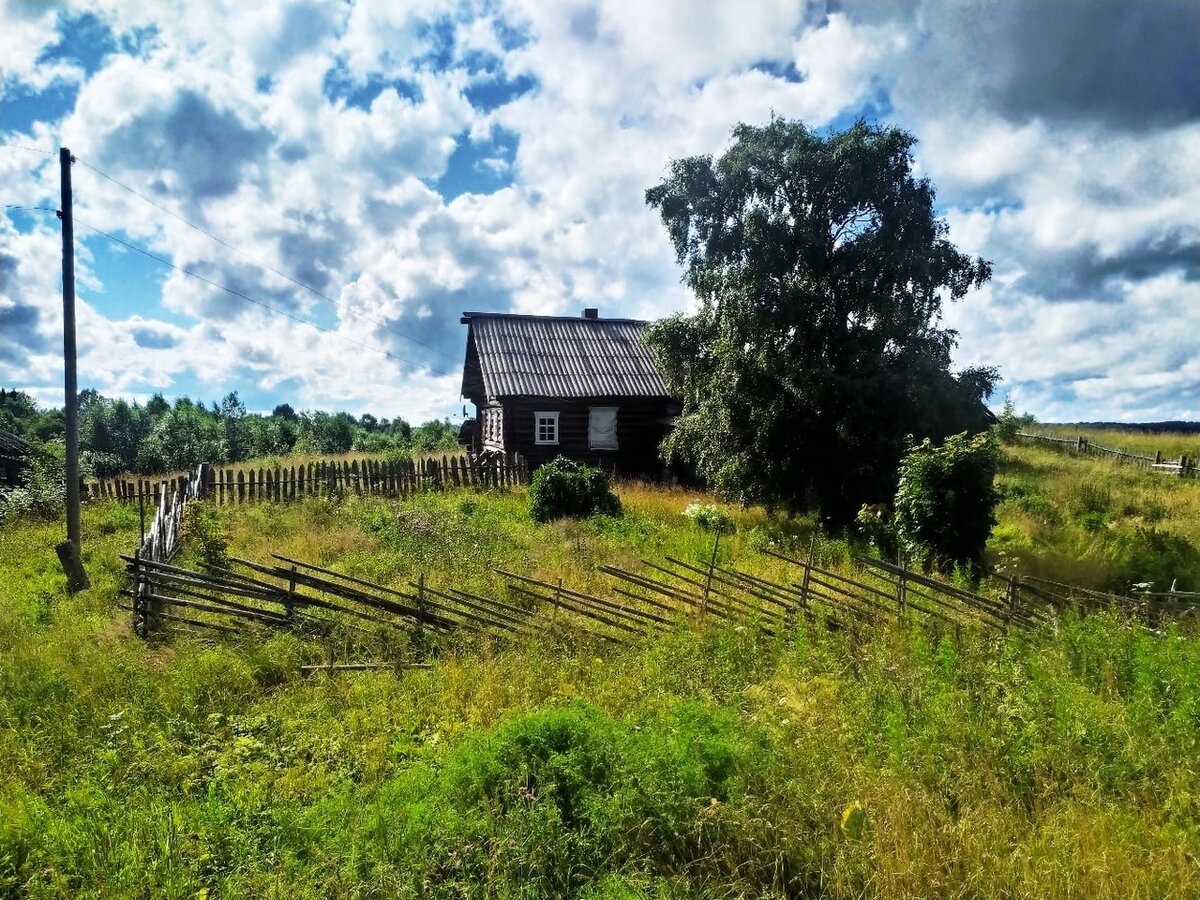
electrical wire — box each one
[3,205,58,212]
[0,143,56,156]
[73,155,458,363]
[73,215,454,377]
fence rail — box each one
[1014,431,1196,476]
[91,452,528,504]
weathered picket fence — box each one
[1015,431,1196,477]
[93,453,528,504]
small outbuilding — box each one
[459,308,677,475]
[0,426,31,488]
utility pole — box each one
[56,146,88,592]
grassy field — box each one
[1030,425,1200,460]
[992,442,1200,592]
[2,444,1199,897]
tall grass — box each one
[1,480,1199,897]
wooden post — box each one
[59,147,82,554]
[138,479,145,544]
[55,539,89,594]
[416,572,427,648]
[286,565,297,620]
[237,469,245,502]
[799,533,815,610]
[897,553,907,615]
[701,531,720,619]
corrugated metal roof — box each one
[0,427,31,458]
[462,312,670,400]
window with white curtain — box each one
[588,406,618,449]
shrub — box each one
[1102,526,1200,593]
[683,502,736,534]
[894,431,1000,576]
[181,503,229,569]
[0,443,65,525]
[529,458,621,523]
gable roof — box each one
[0,426,31,459]
[461,312,670,400]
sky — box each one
[1,0,1198,424]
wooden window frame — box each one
[534,411,559,445]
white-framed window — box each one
[588,406,618,450]
[534,411,559,445]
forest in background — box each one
[0,388,461,477]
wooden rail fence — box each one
[124,535,1054,650]
[1015,431,1196,477]
[92,452,529,504]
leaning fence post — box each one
[132,548,143,636]
[701,531,720,619]
[286,565,297,621]
[799,533,815,611]
[416,572,428,648]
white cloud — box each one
[2,0,1197,423]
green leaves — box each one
[894,431,1001,576]
[529,458,622,524]
[645,117,997,525]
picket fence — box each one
[92,452,529,505]
[1015,431,1196,477]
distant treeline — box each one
[0,388,460,477]
[1057,421,1200,434]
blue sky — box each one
[1,0,1198,422]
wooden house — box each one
[0,426,31,488]
[459,309,677,475]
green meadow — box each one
[1,438,1199,898]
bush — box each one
[894,431,1000,576]
[181,503,229,569]
[0,443,65,525]
[683,502,736,534]
[529,458,621,523]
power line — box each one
[0,143,56,156]
[73,215,454,378]
[4,204,58,212]
[72,155,458,363]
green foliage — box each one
[854,503,896,557]
[0,442,65,525]
[894,431,1000,575]
[1102,526,1200,593]
[529,458,622,523]
[645,117,996,526]
[995,395,1037,441]
[7,388,459,477]
[181,503,229,569]
[2,485,1200,896]
[682,502,736,534]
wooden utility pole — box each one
[57,146,88,591]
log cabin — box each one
[0,426,30,488]
[459,308,678,475]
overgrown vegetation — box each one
[2,470,1199,896]
[0,387,460,477]
[645,118,996,527]
[992,439,1200,592]
[0,442,65,526]
[894,431,1000,577]
[528,457,622,524]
